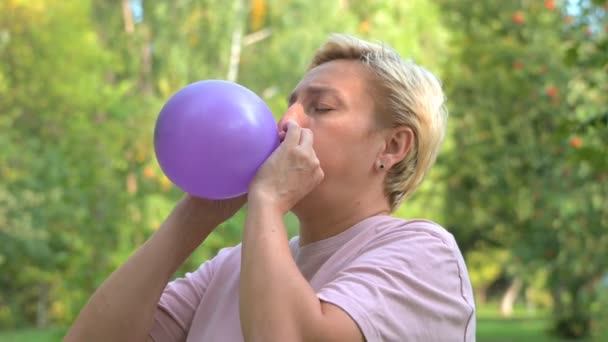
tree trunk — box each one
[140,36,153,95]
[475,287,487,305]
[36,283,49,328]
[500,277,522,317]
[227,0,245,82]
[551,283,563,314]
[121,0,134,34]
[525,286,536,316]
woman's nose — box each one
[277,104,305,132]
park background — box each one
[1,0,607,341]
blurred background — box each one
[0,0,606,341]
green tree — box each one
[0,0,458,330]
[436,0,607,338]
[0,0,139,327]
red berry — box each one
[513,61,525,70]
[570,136,582,148]
[359,21,370,33]
[546,85,558,99]
[512,12,525,25]
[545,0,556,10]
[585,26,592,36]
[143,166,155,179]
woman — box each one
[66,34,476,342]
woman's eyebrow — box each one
[287,85,346,106]
[287,91,297,106]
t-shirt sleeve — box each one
[149,249,224,342]
[316,227,476,342]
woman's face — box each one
[277,59,386,213]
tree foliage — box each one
[436,0,607,338]
[0,0,449,328]
[1,1,606,339]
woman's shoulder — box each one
[363,215,457,247]
[203,243,244,270]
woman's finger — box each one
[283,120,302,147]
[299,128,314,149]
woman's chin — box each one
[291,189,322,217]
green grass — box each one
[477,317,585,342]
[0,315,591,342]
[476,304,589,342]
[0,322,582,342]
[0,327,65,342]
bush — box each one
[591,278,608,341]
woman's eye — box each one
[313,107,333,113]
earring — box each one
[378,162,385,169]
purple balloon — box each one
[154,80,279,199]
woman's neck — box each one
[294,194,390,246]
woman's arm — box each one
[239,121,363,342]
[240,199,364,342]
[65,195,244,342]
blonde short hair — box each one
[309,33,448,211]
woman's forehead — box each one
[294,60,372,97]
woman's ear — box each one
[378,126,415,170]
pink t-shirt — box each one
[149,215,476,341]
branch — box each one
[243,28,272,46]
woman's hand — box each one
[248,120,324,214]
[181,193,247,225]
